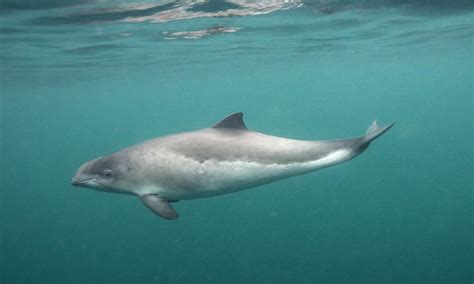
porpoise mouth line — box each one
[71,178,95,186]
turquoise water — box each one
[1,1,473,283]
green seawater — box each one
[1,1,473,283]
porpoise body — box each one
[72,113,394,220]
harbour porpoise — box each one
[72,112,394,220]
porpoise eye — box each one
[103,169,112,177]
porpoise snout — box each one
[71,161,91,187]
[71,178,93,186]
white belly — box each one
[136,148,352,200]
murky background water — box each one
[1,1,472,283]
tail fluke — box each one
[363,121,395,143]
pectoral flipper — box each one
[140,194,179,220]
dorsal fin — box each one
[211,112,248,130]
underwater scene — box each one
[1,0,473,283]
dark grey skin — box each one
[72,112,394,220]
